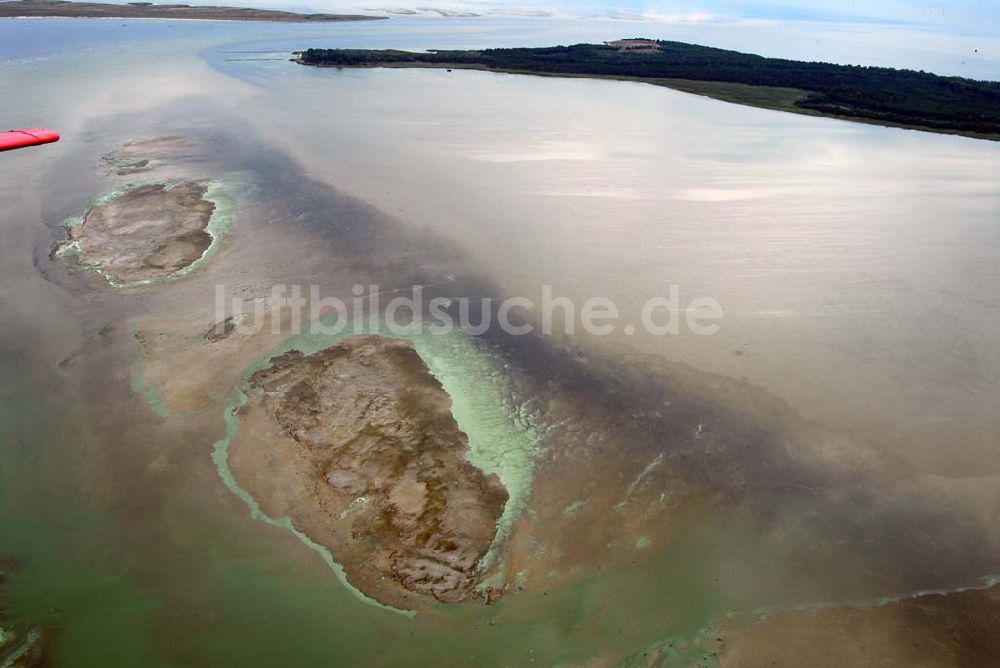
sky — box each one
[252,0,998,35]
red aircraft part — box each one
[0,128,60,152]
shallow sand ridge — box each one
[101,136,196,176]
[233,335,509,607]
[54,136,237,288]
[64,181,216,286]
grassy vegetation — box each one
[643,78,810,110]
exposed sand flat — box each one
[101,136,195,176]
[232,335,508,609]
[62,181,216,286]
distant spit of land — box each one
[0,0,384,22]
[296,39,1000,139]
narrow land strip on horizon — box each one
[0,0,385,23]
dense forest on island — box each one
[298,41,1000,137]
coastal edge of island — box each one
[292,40,1000,141]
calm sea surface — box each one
[1,16,998,665]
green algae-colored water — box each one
[0,361,170,666]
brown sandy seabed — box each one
[46,135,1000,665]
